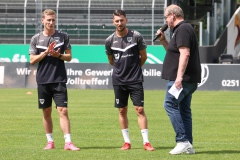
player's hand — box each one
[47,41,56,52]
[49,48,60,58]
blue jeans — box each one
[164,81,197,144]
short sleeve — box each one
[134,31,147,51]
[105,35,113,55]
[63,32,71,50]
[175,25,191,48]
[29,34,39,55]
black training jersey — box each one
[105,29,146,85]
[162,21,201,83]
[29,30,71,84]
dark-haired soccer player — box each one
[105,9,154,151]
[29,9,79,151]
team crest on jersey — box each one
[54,37,60,42]
[39,99,45,104]
[116,99,119,104]
[127,37,132,42]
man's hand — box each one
[47,41,61,58]
[47,41,56,53]
[175,77,183,90]
[50,48,61,58]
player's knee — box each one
[135,106,144,115]
[58,107,68,116]
[119,107,127,115]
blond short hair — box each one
[42,9,56,18]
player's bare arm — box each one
[30,41,56,65]
[139,49,147,67]
[49,47,72,62]
[107,54,114,66]
[59,49,72,62]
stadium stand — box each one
[0,0,165,45]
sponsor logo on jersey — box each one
[122,54,133,58]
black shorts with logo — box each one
[113,83,144,108]
[37,83,68,109]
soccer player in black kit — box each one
[29,9,80,151]
[105,9,154,151]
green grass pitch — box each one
[0,88,239,160]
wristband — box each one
[58,54,62,59]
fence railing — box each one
[0,0,165,45]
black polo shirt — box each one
[29,30,71,84]
[162,21,201,83]
[105,29,146,85]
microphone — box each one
[152,24,168,42]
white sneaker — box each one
[185,146,195,154]
[169,141,195,155]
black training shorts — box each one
[113,83,144,108]
[37,83,68,109]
